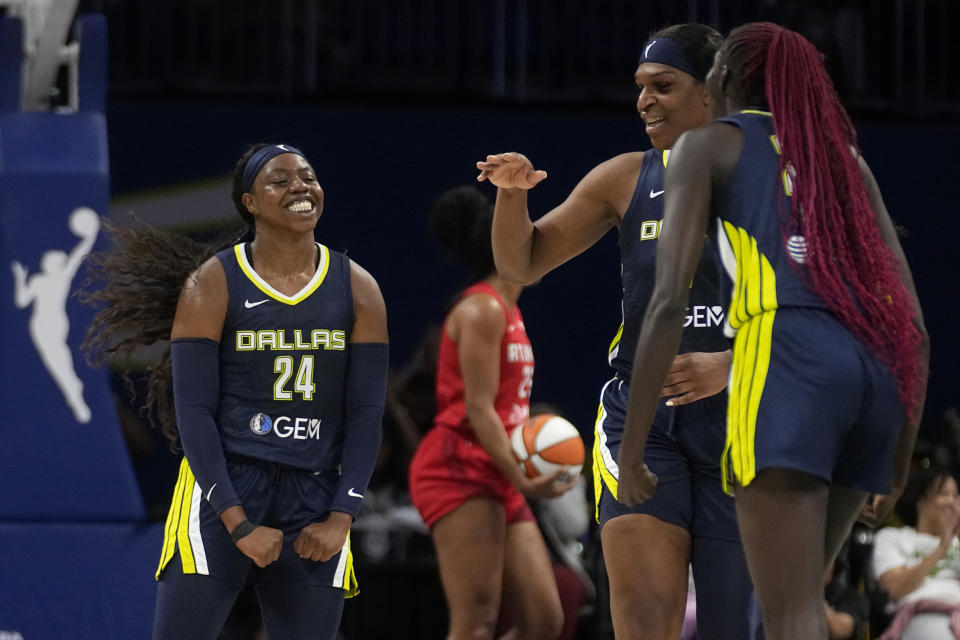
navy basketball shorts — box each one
[723,307,903,494]
[155,457,357,593]
[592,376,738,542]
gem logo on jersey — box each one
[683,305,725,328]
[248,413,322,440]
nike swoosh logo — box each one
[347,487,364,499]
[649,189,664,198]
[205,483,217,501]
[244,299,269,308]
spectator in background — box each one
[873,467,960,640]
[824,545,870,640]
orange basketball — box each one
[510,413,585,481]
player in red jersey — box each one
[409,186,577,640]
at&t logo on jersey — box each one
[786,235,808,264]
[249,413,322,440]
[683,305,725,328]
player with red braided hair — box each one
[617,22,930,640]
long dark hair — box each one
[79,143,279,447]
[79,220,243,447]
[720,22,924,418]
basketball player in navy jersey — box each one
[477,24,754,640]
[616,23,929,640]
[83,143,387,640]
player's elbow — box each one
[492,258,538,285]
[646,290,688,327]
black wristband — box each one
[230,519,256,544]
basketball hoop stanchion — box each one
[0,13,162,639]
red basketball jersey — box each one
[433,281,534,437]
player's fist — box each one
[616,459,658,506]
[293,511,352,563]
[236,526,283,568]
[476,152,547,190]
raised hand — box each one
[235,525,283,568]
[476,152,548,190]
[661,350,731,406]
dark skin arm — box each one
[451,292,575,499]
[856,154,930,527]
[293,260,388,562]
[618,122,743,505]
[478,151,731,404]
[476,151,632,285]
[171,258,284,568]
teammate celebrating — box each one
[616,23,929,640]
[477,23,755,640]
[83,143,387,640]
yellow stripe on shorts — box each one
[156,458,209,578]
[592,379,620,522]
[334,532,360,598]
[718,219,778,493]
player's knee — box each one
[514,597,564,640]
[611,587,685,637]
[451,590,500,639]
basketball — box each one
[510,413,585,482]
[68,206,100,239]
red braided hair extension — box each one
[724,23,923,418]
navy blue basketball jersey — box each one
[609,148,728,379]
[712,110,827,339]
[214,242,353,471]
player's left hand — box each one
[616,455,658,506]
[293,511,352,562]
[661,350,732,406]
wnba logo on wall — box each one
[9,207,100,424]
[250,413,273,435]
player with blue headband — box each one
[478,24,757,640]
[82,142,388,640]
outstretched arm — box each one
[477,152,637,284]
[618,123,743,505]
[65,213,100,278]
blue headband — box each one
[240,144,306,193]
[638,37,699,79]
